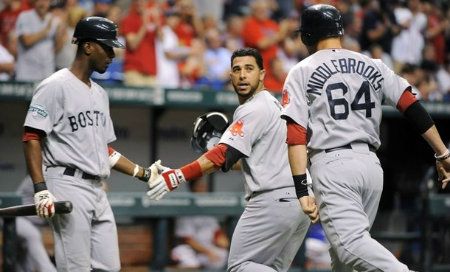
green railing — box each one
[1,81,449,115]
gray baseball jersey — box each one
[282,48,410,151]
[24,68,116,178]
[219,90,311,272]
[281,48,410,271]
[220,90,294,199]
[23,68,120,271]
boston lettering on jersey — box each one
[306,58,383,95]
[68,110,106,132]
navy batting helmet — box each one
[299,4,344,46]
[191,112,229,154]
[73,16,124,48]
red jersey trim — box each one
[286,121,307,145]
[396,87,416,112]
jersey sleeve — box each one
[23,81,63,135]
[219,101,268,157]
[280,67,309,128]
[374,59,411,108]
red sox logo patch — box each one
[281,89,290,107]
[229,120,244,137]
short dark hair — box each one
[231,48,264,70]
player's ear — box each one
[82,41,94,55]
[259,68,266,82]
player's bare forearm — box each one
[112,154,147,180]
[421,125,448,156]
[287,144,308,175]
[23,139,45,183]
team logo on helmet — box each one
[229,120,244,137]
[281,89,290,107]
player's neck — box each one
[316,38,342,52]
[70,60,92,87]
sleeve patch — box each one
[28,104,49,119]
[229,119,245,137]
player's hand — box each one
[436,157,450,189]
[299,195,319,223]
[34,190,56,218]
[146,161,186,200]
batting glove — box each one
[34,189,57,218]
[147,160,186,200]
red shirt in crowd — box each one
[0,0,30,48]
[242,16,280,91]
[121,5,159,76]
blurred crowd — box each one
[0,0,449,101]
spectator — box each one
[15,0,66,82]
[192,0,224,28]
[242,0,289,92]
[156,8,189,89]
[391,0,426,72]
[223,14,244,52]
[0,42,15,80]
[51,0,76,70]
[264,56,285,92]
[66,0,87,29]
[121,0,161,87]
[359,0,399,54]
[201,28,231,91]
[0,0,29,56]
[201,13,219,32]
[179,38,206,89]
[91,0,111,18]
[174,0,204,46]
[277,37,303,76]
[421,43,450,100]
[423,1,449,65]
[170,178,230,270]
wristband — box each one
[138,168,151,182]
[33,181,48,193]
[435,149,450,161]
[293,174,308,198]
[109,150,121,167]
[132,164,140,177]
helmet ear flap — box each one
[191,112,230,154]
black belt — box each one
[325,144,376,153]
[63,167,100,180]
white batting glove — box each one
[147,160,186,200]
[34,190,56,218]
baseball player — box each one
[22,17,155,271]
[281,4,450,272]
[147,47,317,272]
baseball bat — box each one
[0,201,73,217]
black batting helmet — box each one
[299,4,344,46]
[191,112,230,154]
[73,16,124,48]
